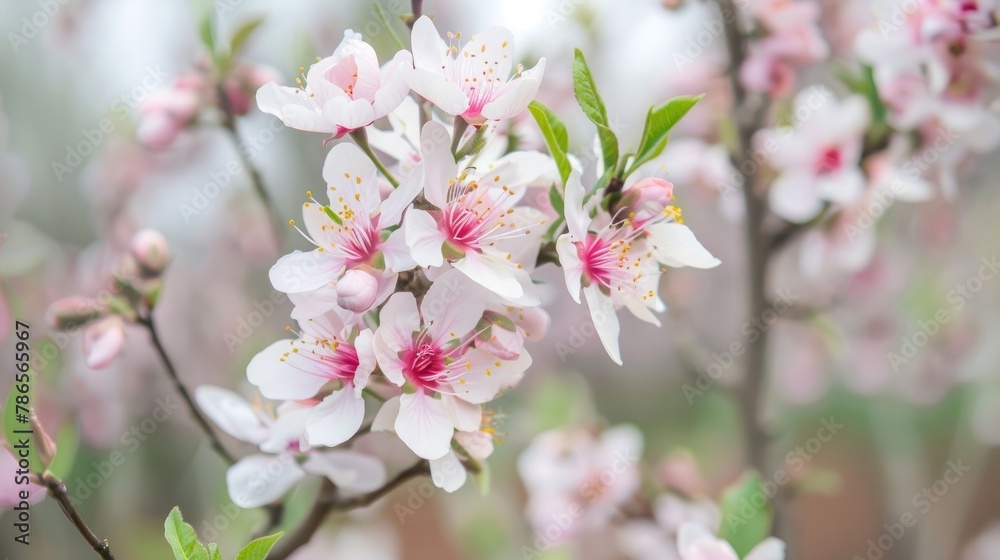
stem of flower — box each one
[216,84,284,241]
[451,118,469,156]
[43,472,117,560]
[267,461,430,560]
[349,128,400,188]
[138,314,237,465]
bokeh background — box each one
[2,0,1000,558]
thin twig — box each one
[138,314,237,465]
[43,472,116,560]
[267,461,430,560]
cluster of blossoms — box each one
[518,424,785,560]
[198,16,718,502]
[740,0,830,97]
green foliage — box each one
[165,507,283,560]
[717,473,773,558]
[627,95,703,176]
[572,49,619,176]
[229,17,265,57]
[528,101,572,185]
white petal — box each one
[195,385,269,445]
[269,250,343,293]
[422,269,487,342]
[227,454,304,508]
[647,223,721,269]
[563,171,589,240]
[429,451,467,493]
[480,59,545,121]
[381,228,417,272]
[247,339,329,400]
[303,450,387,493]
[555,235,584,303]
[372,396,401,432]
[584,285,622,365]
[410,16,448,72]
[256,82,331,133]
[373,292,420,386]
[305,388,366,447]
[418,121,458,208]
[352,329,377,393]
[379,162,424,227]
[373,51,413,119]
[408,68,470,116]
[322,97,376,131]
[677,523,716,556]
[395,392,454,460]
[769,172,824,223]
[745,538,787,560]
[442,394,482,432]
[403,208,446,267]
[453,250,524,300]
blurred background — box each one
[1,0,1000,558]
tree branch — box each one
[43,472,116,560]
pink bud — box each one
[620,177,675,228]
[83,316,126,370]
[478,321,525,360]
[454,430,494,461]
[136,111,184,150]
[46,296,104,331]
[335,269,379,312]
[224,80,252,116]
[129,228,171,276]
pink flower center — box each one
[325,57,360,99]
[815,146,842,175]
[339,217,383,266]
[436,184,521,255]
[403,343,449,390]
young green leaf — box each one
[207,543,223,560]
[230,17,265,56]
[235,532,284,560]
[473,460,491,497]
[548,182,565,217]
[3,386,42,474]
[628,95,703,175]
[572,49,618,175]
[528,101,572,185]
[717,473,773,558]
[164,507,210,560]
[198,13,216,56]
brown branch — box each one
[43,472,116,560]
[138,314,237,465]
[267,461,430,560]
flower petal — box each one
[227,454,304,508]
[395,392,453,460]
[195,385,270,445]
[430,451,467,493]
[269,250,343,294]
[647,223,721,269]
[305,387,366,447]
[584,285,622,365]
[304,450,387,494]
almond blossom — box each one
[256,30,412,140]
[755,92,870,223]
[555,172,719,364]
[677,523,785,560]
[372,269,531,460]
[269,141,422,315]
[246,310,376,448]
[409,16,545,126]
[403,121,547,304]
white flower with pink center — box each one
[269,141,423,316]
[196,386,386,508]
[256,30,411,140]
[247,310,376,448]
[409,16,545,126]
[404,121,546,304]
[373,270,531,460]
[556,172,719,364]
[755,91,870,223]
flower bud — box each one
[455,430,494,461]
[29,412,57,469]
[477,312,524,360]
[335,269,379,312]
[130,229,171,277]
[136,111,184,150]
[45,296,104,331]
[83,316,126,370]
[618,177,675,228]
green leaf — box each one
[199,12,216,56]
[455,125,489,161]
[548,183,564,217]
[3,384,42,474]
[207,543,222,560]
[229,16,265,56]
[571,49,618,175]
[628,95,703,175]
[235,532,284,560]
[717,473,773,558]
[164,507,210,560]
[528,101,572,186]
